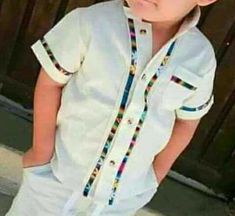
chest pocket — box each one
[160,65,203,110]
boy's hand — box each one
[152,164,164,185]
[22,67,63,169]
[152,118,201,185]
[22,148,52,168]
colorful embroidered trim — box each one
[82,18,137,198]
[170,75,197,90]
[179,94,213,111]
[108,41,177,205]
[41,37,74,75]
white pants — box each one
[5,163,157,216]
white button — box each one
[141,73,146,80]
[140,29,147,34]
[109,160,116,166]
[127,118,133,124]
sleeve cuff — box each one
[175,94,214,120]
[31,39,73,84]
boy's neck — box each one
[149,18,185,39]
[143,4,197,41]
[122,0,200,40]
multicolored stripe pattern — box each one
[170,75,197,90]
[108,39,177,205]
[82,18,137,198]
[179,94,213,111]
[41,37,74,75]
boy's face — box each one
[125,0,217,23]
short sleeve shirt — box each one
[30,0,217,211]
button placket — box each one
[133,21,153,100]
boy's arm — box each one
[153,55,217,185]
[24,8,88,168]
[22,67,64,168]
[152,118,201,185]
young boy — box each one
[6,0,218,215]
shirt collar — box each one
[121,0,201,39]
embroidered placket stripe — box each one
[108,41,177,205]
[180,94,213,111]
[170,75,197,90]
[83,18,137,197]
[40,37,74,75]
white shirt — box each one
[30,0,217,213]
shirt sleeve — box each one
[175,60,217,120]
[30,7,86,85]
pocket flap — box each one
[171,65,203,89]
[160,66,203,110]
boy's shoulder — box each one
[71,0,123,32]
[68,0,122,46]
[172,26,217,77]
[188,26,215,57]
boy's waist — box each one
[49,152,158,204]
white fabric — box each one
[5,164,157,215]
[11,0,218,214]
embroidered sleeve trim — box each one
[41,37,74,76]
[179,94,213,111]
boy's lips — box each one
[138,0,157,6]
[144,0,155,3]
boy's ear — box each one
[197,0,218,6]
